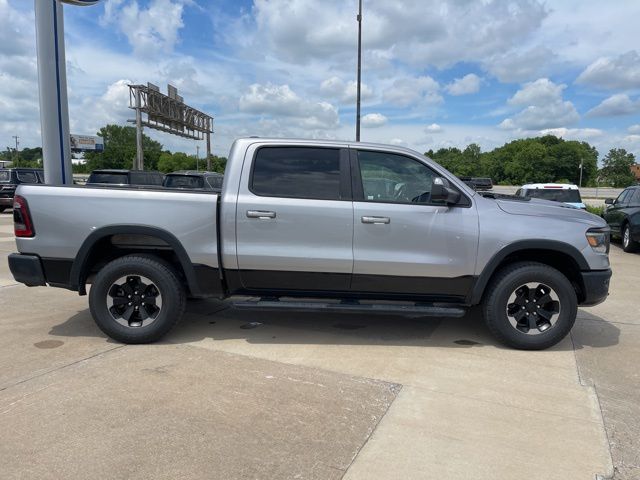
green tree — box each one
[599,149,636,187]
[84,125,163,171]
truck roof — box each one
[521,183,579,190]
[233,137,424,157]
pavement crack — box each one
[0,345,125,392]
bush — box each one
[586,205,605,217]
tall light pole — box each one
[12,136,19,166]
[196,145,200,172]
[355,0,362,142]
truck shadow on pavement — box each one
[48,300,620,352]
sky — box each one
[1,0,640,160]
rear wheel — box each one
[89,255,186,344]
[482,262,577,350]
[622,224,639,252]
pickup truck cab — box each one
[8,138,612,349]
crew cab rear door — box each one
[350,148,479,300]
[235,144,353,291]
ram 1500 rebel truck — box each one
[8,138,612,349]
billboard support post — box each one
[206,120,212,171]
[135,88,144,170]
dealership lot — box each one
[0,211,637,479]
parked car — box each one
[603,185,640,252]
[163,171,223,192]
[0,168,44,213]
[8,138,611,350]
[86,169,164,187]
[515,183,586,209]
[458,176,493,191]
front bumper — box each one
[579,269,612,306]
[8,253,46,287]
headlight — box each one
[586,228,610,254]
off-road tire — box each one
[482,261,577,350]
[89,255,186,344]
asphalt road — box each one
[0,210,637,479]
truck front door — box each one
[350,148,479,301]
[235,145,353,292]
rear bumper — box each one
[8,253,46,287]
[8,253,73,289]
[579,269,612,307]
[0,197,14,207]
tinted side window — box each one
[206,176,223,189]
[251,147,341,200]
[616,189,631,205]
[630,189,640,205]
[357,150,440,204]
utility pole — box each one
[355,0,362,142]
[579,159,583,187]
[196,145,200,172]
[12,136,19,166]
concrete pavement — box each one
[1,210,636,479]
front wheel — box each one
[482,262,577,350]
[89,255,186,344]
[622,224,639,253]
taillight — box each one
[13,195,35,237]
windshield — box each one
[16,171,39,183]
[88,173,128,184]
[0,171,9,182]
[525,189,582,203]
[164,175,205,189]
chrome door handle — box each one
[247,210,276,219]
[361,216,390,224]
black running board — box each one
[231,299,467,317]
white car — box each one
[515,183,586,209]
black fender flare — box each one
[69,225,202,296]
[468,239,590,304]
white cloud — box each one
[426,123,442,133]
[485,46,555,83]
[320,76,373,103]
[239,83,339,130]
[249,0,548,69]
[383,76,442,107]
[71,80,132,135]
[628,125,640,134]
[100,0,187,56]
[576,51,640,90]
[539,128,603,140]
[500,78,579,130]
[586,94,640,117]
[361,113,387,128]
[446,74,481,96]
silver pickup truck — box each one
[8,138,612,349]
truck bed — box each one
[15,184,219,270]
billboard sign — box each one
[70,134,104,152]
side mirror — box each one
[604,198,614,205]
[431,177,461,205]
